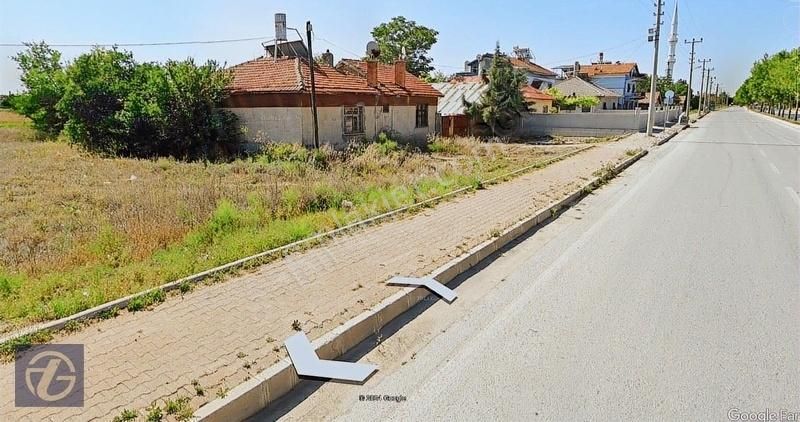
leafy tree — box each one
[58,47,138,155]
[11,43,241,159]
[422,71,448,83]
[135,59,240,159]
[11,42,67,136]
[465,46,527,136]
[545,88,600,110]
[636,74,674,95]
[371,16,439,77]
[635,75,689,105]
[735,48,800,119]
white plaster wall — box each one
[387,105,436,141]
[229,107,304,144]
[227,104,437,147]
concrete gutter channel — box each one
[195,124,687,421]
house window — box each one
[382,104,390,113]
[343,106,364,134]
[415,104,428,128]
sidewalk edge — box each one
[194,148,650,422]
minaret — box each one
[666,1,678,80]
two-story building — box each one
[460,52,557,89]
[555,53,643,109]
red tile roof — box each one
[582,62,639,77]
[336,59,442,97]
[521,86,555,102]
[228,57,441,98]
[228,57,377,95]
[509,58,557,77]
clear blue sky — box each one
[1,0,798,95]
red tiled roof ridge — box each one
[228,56,441,97]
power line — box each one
[0,35,271,48]
[312,34,362,59]
[542,37,643,66]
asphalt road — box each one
[266,108,800,421]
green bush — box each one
[0,270,23,298]
[12,43,241,160]
[259,143,310,163]
[10,43,67,136]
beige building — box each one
[225,55,441,147]
[552,76,622,111]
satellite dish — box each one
[366,41,380,58]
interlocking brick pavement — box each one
[0,134,656,421]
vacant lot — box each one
[0,110,588,331]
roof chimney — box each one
[321,49,334,67]
[599,52,604,63]
[366,60,378,86]
[394,60,406,87]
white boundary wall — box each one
[517,106,681,137]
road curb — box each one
[655,124,688,146]
[749,108,800,127]
[0,145,593,348]
[194,148,649,422]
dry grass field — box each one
[0,110,582,331]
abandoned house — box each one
[224,53,441,147]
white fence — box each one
[516,106,682,137]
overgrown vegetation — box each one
[0,110,577,331]
[735,48,799,120]
[10,42,240,159]
[465,44,527,136]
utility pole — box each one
[684,38,702,116]
[714,83,719,109]
[704,69,714,114]
[306,21,319,149]
[646,0,665,136]
[697,59,710,116]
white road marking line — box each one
[769,162,781,175]
[758,148,767,158]
[786,187,800,208]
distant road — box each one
[269,107,800,421]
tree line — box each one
[9,42,241,160]
[735,48,800,120]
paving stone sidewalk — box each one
[1,133,658,421]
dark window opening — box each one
[382,104,390,113]
[343,106,364,135]
[415,104,428,128]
